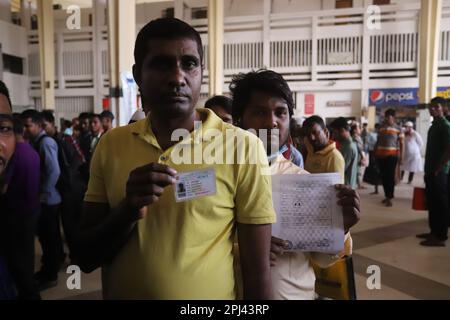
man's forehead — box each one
[249,91,287,103]
[249,96,288,109]
[144,38,200,58]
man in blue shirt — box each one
[22,109,64,290]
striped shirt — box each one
[375,124,404,157]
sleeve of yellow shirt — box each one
[309,232,353,269]
[84,135,108,204]
[234,136,277,225]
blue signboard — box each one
[437,87,450,99]
[369,88,419,107]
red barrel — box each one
[412,187,427,211]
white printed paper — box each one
[271,173,344,254]
[174,169,217,202]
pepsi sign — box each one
[369,88,418,107]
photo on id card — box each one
[174,168,217,202]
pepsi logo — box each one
[370,90,384,104]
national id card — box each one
[174,169,217,202]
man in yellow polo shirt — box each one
[302,115,345,182]
[76,18,275,299]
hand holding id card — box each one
[174,169,217,202]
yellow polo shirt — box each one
[85,108,276,299]
[304,141,345,184]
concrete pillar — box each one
[37,0,56,110]
[174,0,184,20]
[262,0,271,68]
[367,106,376,131]
[93,0,107,113]
[21,0,31,30]
[56,32,65,90]
[208,0,224,96]
[107,0,136,125]
[418,0,442,104]
[311,16,318,82]
[360,3,372,117]
[0,0,11,22]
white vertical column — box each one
[263,0,271,68]
[174,0,184,20]
[37,0,55,110]
[208,0,224,96]
[21,0,31,30]
[311,16,318,82]
[418,0,442,104]
[93,0,106,113]
[0,0,11,22]
[56,32,65,90]
[107,0,136,125]
[361,4,371,120]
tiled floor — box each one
[37,174,449,300]
[351,174,450,300]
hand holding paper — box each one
[271,173,346,254]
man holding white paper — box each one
[231,70,360,300]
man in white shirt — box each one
[230,70,360,299]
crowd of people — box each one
[0,96,120,299]
[0,17,448,300]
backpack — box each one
[34,134,77,194]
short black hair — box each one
[229,69,294,121]
[79,112,92,122]
[12,113,24,135]
[0,80,12,110]
[41,110,55,124]
[330,117,350,132]
[385,108,396,118]
[63,120,72,128]
[303,115,326,131]
[21,109,43,125]
[100,110,115,121]
[350,123,360,135]
[134,18,203,74]
[91,113,101,121]
[430,96,446,106]
[205,95,233,115]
